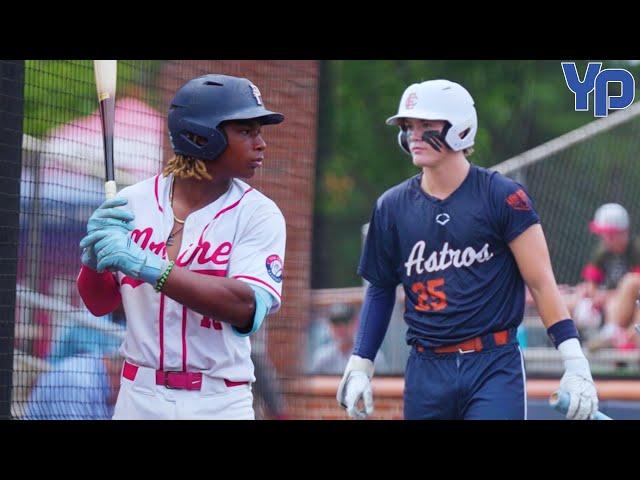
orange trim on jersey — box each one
[582,264,605,283]
[233,275,281,300]
[154,174,164,213]
[198,188,254,243]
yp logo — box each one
[562,62,636,117]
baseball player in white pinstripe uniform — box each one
[77,74,286,420]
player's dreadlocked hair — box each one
[163,133,213,180]
[163,154,213,180]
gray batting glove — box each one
[337,355,375,419]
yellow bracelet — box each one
[154,261,175,292]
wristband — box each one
[154,260,175,292]
[547,318,579,348]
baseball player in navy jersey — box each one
[76,74,286,420]
[336,79,599,420]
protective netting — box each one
[495,105,640,378]
[4,60,317,419]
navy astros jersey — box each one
[358,165,540,347]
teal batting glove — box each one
[81,246,99,270]
[80,230,168,285]
[86,197,135,235]
[81,197,135,271]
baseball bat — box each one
[93,60,118,199]
[549,389,611,420]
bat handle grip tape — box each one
[105,180,117,200]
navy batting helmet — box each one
[168,74,284,161]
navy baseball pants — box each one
[404,331,526,420]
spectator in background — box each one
[22,351,122,420]
[311,303,388,374]
[47,311,124,364]
[570,203,640,350]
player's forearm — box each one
[76,266,122,316]
[528,279,572,329]
[160,266,255,330]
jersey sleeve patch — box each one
[506,189,532,211]
[265,254,283,283]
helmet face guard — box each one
[168,74,284,161]
[387,79,477,154]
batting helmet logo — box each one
[250,84,263,106]
[168,74,284,162]
[405,92,418,109]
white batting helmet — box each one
[386,79,478,153]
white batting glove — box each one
[337,355,375,420]
[558,338,599,420]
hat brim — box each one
[386,111,449,126]
[222,107,284,125]
[255,112,285,125]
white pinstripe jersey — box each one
[114,174,286,382]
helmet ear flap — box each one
[398,129,411,155]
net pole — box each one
[0,60,25,419]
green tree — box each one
[24,60,163,137]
